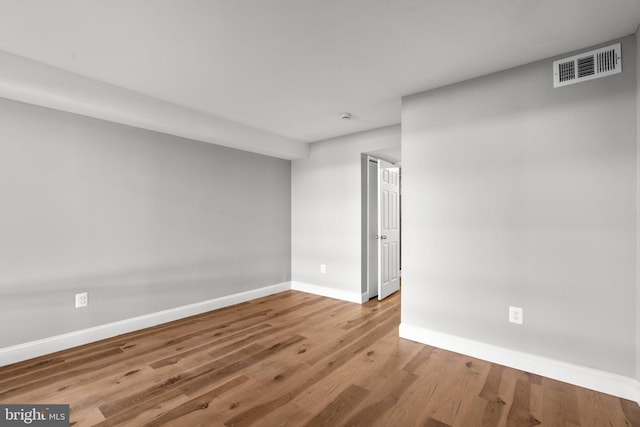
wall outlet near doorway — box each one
[509,306,523,324]
[320,264,326,274]
[75,292,88,308]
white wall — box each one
[401,35,637,378]
[291,125,400,301]
[0,98,291,348]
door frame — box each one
[361,154,401,301]
[365,156,379,300]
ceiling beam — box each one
[0,50,308,160]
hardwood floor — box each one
[1,290,638,426]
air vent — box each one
[553,43,621,88]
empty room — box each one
[1,1,640,426]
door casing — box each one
[363,155,401,300]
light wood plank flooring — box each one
[1,290,638,426]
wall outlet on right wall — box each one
[509,306,523,324]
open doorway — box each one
[361,154,401,301]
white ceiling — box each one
[0,1,638,156]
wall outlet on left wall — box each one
[509,306,523,324]
[75,292,88,308]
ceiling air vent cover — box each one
[553,43,621,88]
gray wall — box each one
[291,125,400,296]
[636,29,640,382]
[401,35,637,377]
[0,98,291,348]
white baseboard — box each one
[0,281,291,367]
[291,281,367,304]
[399,323,640,403]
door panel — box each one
[378,159,400,300]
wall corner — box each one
[635,27,640,386]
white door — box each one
[378,160,400,300]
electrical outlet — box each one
[509,306,523,324]
[320,264,326,274]
[75,292,88,308]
